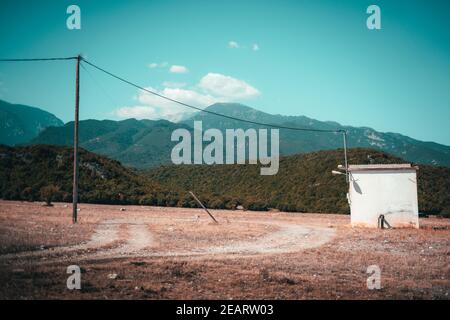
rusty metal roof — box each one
[348,164,419,172]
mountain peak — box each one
[205,102,259,113]
[0,99,64,146]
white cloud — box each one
[115,86,215,122]
[228,41,239,49]
[138,87,215,108]
[169,65,188,73]
[148,62,168,69]
[228,41,260,51]
[115,105,157,119]
[199,73,260,100]
[115,73,260,122]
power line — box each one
[0,55,350,183]
[80,62,122,108]
[81,58,345,134]
[0,57,78,62]
[0,55,345,133]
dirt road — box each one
[0,201,448,299]
[0,215,335,263]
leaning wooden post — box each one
[72,54,81,224]
[189,191,218,224]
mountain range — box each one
[0,100,63,145]
[1,99,449,168]
[30,118,191,169]
[182,103,450,167]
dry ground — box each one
[0,200,448,299]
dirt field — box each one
[0,200,448,299]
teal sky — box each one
[0,0,449,145]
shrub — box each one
[40,185,60,206]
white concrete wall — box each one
[349,169,419,228]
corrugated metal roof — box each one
[348,164,418,172]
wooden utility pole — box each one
[342,131,349,183]
[72,54,81,223]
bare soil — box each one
[0,200,448,299]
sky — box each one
[0,0,449,145]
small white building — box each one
[347,164,419,228]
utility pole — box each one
[72,54,81,223]
[342,130,349,183]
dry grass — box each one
[0,200,448,299]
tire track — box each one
[0,217,335,265]
[0,219,120,262]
